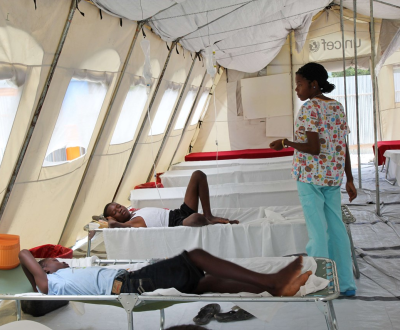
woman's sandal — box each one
[193,303,221,325]
[214,308,254,322]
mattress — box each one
[103,206,308,259]
[161,163,293,187]
[130,180,300,209]
[170,156,293,171]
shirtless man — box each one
[104,170,239,228]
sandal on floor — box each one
[193,304,221,325]
[214,308,254,322]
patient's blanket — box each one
[103,207,309,259]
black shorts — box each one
[118,251,204,294]
[168,203,196,227]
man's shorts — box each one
[118,251,205,294]
[168,203,196,227]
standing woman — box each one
[270,62,357,296]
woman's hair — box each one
[296,62,335,93]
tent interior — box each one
[1,0,400,329]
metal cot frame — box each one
[0,258,339,330]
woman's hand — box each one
[270,139,284,151]
[346,181,357,202]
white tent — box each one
[0,1,400,328]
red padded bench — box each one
[185,147,295,161]
[372,140,400,166]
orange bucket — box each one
[0,234,20,270]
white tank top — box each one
[130,208,170,227]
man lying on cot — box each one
[103,170,239,228]
[19,248,311,297]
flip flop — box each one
[193,303,221,325]
[215,308,254,322]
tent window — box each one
[43,78,107,166]
[190,89,210,126]
[148,84,180,136]
[394,67,400,103]
[110,84,148,145]
[0,79,23,166]
[174,87,198,130]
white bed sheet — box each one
[170,156,293,171]
[103,206,308,260]
[130,180,300,209]
[161,163,292,187]
[384,150,400,186]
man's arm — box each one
[19,250,48,294]
[345,144,357,202]
[107,217,147,228]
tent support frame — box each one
[370,0,381,215]
[58,21,146,244]
[353,0,362,188]
[112,40,179,201]
[146,54,198,183]
[289,31,295,140]
[167,71,207,170]
[0,0,79,223]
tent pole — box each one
[289,31,295,140]
[370,0,381,216]
[112,40,178,201]
[146,54,198,183]
[167,71,207,170]
[340,1,349,119]
[376,79,383,140]
[58,21,146,244]
[0,0,78,222]
[353,0,362,189]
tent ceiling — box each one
[89,0,400,72]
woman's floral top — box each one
[292,98,349,186]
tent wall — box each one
[192,9,384,153]
[192,41,292,153]
[377,49,400,141]
[0,0,139,249]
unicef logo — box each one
[309,40,320,53]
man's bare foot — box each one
[206,216,239,225]
[264,256,304,296]
[280,271,312,296]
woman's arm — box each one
[270,131,320,155]
[344,144,357,202]
[19,250,48,294]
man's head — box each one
[103,202,131,223]
[39,258,69,274]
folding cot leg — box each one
[345,223,360,279]
[159,308,165,330]
[16,300,21,321]
[315,300,339,330]
[118,294,140,330]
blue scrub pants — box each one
[297,180,356,292]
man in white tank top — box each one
[103,171,239,228]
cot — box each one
[170,156,293,171]
[161,163,292,187]
[0,257,339,330]
[184,148,295,161]
[130,180,300,209]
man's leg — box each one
[188,249,311,296]
[183,170,238,225]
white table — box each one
[161,163,292,187]
[383,149,400,186]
